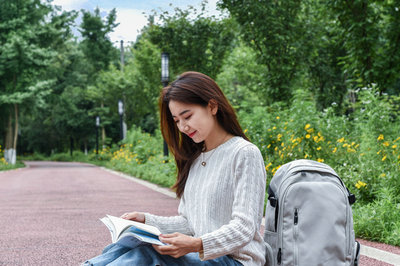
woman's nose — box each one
[178,121,189,132]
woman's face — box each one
[169,100,218,144]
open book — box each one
[100,215,166,248]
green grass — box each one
[0,161,25,171]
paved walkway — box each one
[0,161,399,265]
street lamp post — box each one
[161,52,169,157]
[118,99,124,142]
[96,116,100,155]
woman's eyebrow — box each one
[172,110,190,118]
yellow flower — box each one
[380,173,386,178]
[244,129,248,134]
[338,137,345,143]
[317,147,322,151]
[304,124,311,130]
[306,134,311,139]
[276,116,280,120]
[382,155,387,161]
[393,145,397,149]
[281,142,285,147]
[265,162,272,170]
[377,134,384,141]
[267,144,271,149]
[272,126,277,130]
[313,136,319,142]
[317,158,324,163]
[307,128,314,133]
[277,133,282,140]
[355,180,367,189]
[383,141,389,147]
[332,147,337,153]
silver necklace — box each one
[201,149,217,167]
[200,134,230,166]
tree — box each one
[142,4,235,80]
[79,8,119,82]
[219,0,308,103]
[328,0,400,95]
[79,7,119,146]
[0,0,76,163]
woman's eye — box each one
[185,115,192,120]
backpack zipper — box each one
[294,208,299,266]
[277,248,282,264]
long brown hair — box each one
[159,71,248,198]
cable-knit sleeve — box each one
[199,144,266,260]
[144,194,194,236]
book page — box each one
[100,216,117,242]
[106,215,162,239]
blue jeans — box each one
[83,243,243,266]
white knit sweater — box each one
[145,137,267,266]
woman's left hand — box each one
[152,232,203,258]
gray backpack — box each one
[263,159,360,266]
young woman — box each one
[84,72,267,266]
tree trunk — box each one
[4,106,17,164]
[84,140,88,156]
[13,103,19,151]
[101,101,106,149]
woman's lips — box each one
[188,131,196,138]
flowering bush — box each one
[93,127,176,188]
[240,88,400,203]
[239,87,400,245]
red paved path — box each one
[0,161,398,265]
[0,161,179,265]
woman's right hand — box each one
[120,212,145,223]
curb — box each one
[100,167,177,198]
[361,245,400,265]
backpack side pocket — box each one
[265,241,274,266]
[264,230,278,266]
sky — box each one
[51,0,221,45]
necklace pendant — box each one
[201,161,206,166]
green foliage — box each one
[219,0,307,102]
[216,42,268,110]
[123,39,162,132]
[143,4,235,79]
[353,187,400,246]
[328,0,400,93]
[79,7,119,78]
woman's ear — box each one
[208,99,218,115]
